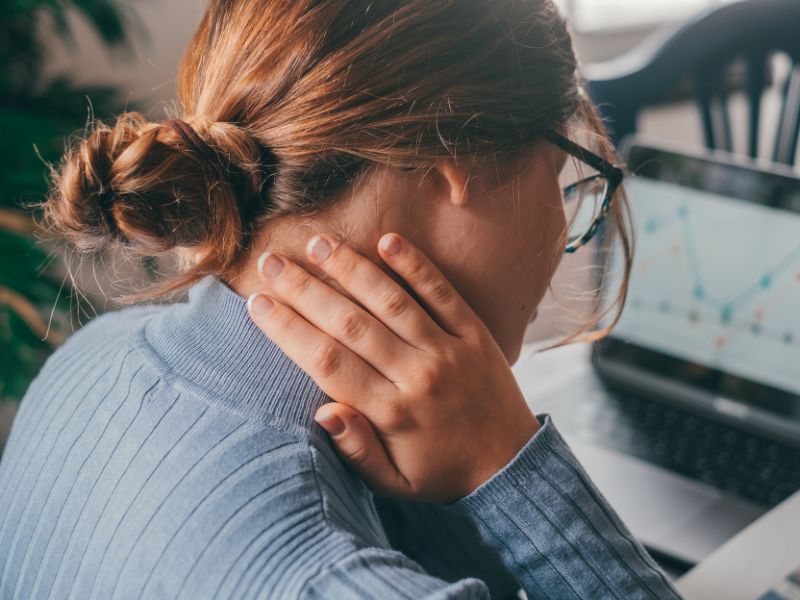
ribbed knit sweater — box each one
[0,274,682,599]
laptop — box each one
[528,137,800,571]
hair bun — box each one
[163,119,220,164]
[41,112,276,262]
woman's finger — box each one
[246,293,395,413]
[314,402,412,498]
[304,235,448,351]
[377,233,484,339]
[256,251,411,382]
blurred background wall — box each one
[39,1,206,116]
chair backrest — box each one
[584,0,800,165]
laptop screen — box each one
[598,144,800,424]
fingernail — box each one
[307,235,335,262]
[258,251,284,277]
[380,234,402,256]
[247,293,274,317]
[314,413,345,436]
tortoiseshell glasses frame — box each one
[543,129,625,253]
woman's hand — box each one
[246,233,540,503]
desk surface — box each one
[675,488,800,600]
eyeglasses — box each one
[543,129,625,254]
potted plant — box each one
[1,0,138,448]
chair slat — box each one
[695,74,716,151]
[717,92,734,153]
[746,54,767,158]
[774,63,800,164]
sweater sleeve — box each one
[444,413,684,600]
[303,414,684,600]
[373,496,520,598]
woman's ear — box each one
[434,160,470,208]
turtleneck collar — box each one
[138,274,331,436]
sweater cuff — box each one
[449,412,565,513]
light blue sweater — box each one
[0,274,682,599]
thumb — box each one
[314,403,411,498]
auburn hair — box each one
[37,0,632,342]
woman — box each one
[0,0,681,598]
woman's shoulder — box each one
[67,302,168,349]
[34,301,167,376]
[11,302,165,414]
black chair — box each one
[584,0,800,165]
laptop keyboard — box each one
[556,387,800,509]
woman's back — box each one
[0,275,525,599]
[0,276,341,598]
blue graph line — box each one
[676,206,723,308]
[728,244,800,311]
[642,204,800,323]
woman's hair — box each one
[36,0,632,342]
